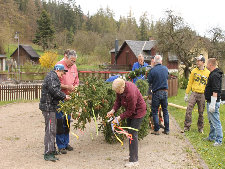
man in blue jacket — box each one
[148,55,169,135]
[132,54,148,83]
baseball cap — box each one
[54,64,68,72]
[195,55,205,63]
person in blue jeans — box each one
[132,54,148,83]
[204,58,223,146]
[148,55,169,135]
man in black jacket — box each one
[204,58,223,146]
[39,64,71,161]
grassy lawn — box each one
[168,89,225,168]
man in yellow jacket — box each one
[182,55,210,133]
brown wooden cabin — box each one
[10,45,40,65]
[110,40,157,70]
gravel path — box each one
[0,102,208,169]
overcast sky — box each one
[75,0,225,37]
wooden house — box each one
[110,40,157,70]
[10,45,40,66]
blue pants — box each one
[207,102,223,144]
[151,90,169,132]
[56,111,70,149]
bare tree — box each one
[154,10,205,78]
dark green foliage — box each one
[33,10,55,51]
[59,77,150,143]
[179,75,188,89]
[125,67,147,81]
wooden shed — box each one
[10,45,40,66]
[110,40,157,70]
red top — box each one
[57,60,79,95]
[113,81,146,120]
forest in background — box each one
[1,0,225,74]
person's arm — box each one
[113,94,122,112]
[119,89,137,120]
[73,65,79,87]
[132,62,137,71]
[61,84,74,91]
[185,70,195,94]
[47,75,66,100]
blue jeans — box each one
[56,111,71,149]
[207,102,223,144]
[151,90,169,132]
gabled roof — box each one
[0,55,7,58]
[10,45,40,58]
[111,40,156,61]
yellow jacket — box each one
[186,67,210,94]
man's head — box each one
[207,58,217,72]
[195,55,205,69]
[54,64,68,78]
[154,55,162,65]
[112,78,125,94]
[64,49,77,68]
[138,54,144,66]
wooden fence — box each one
[0,71,178,101]
[0,84,42,101]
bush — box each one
[59,77,150,143]
[179,75,188,89]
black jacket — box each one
[205,68,223,102]
[39,70,66,112]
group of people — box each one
[39,49,79,161]
[107,54,170,167]
[40,49,223,168]
[182,55,223,146]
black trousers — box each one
[127,117,143,162]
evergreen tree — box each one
[33,10,55,51]
[139,13,149,41]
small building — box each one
[110,40,157,70]
[10,45,40,66]
[0,54,7,71]
[164,52,179,70]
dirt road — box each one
[0,102,208,169]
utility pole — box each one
[14,32,20,81]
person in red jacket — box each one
[107,78,146,168]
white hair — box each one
[154,55,162,64]
[112,78,125,91]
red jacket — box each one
[113,81,146,120]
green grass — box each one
[0,99,39,106]
[168,89,225,169]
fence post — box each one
[35,85,38,99]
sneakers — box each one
[66,144,74,151]
[44,153,58,162]
[125,161,139,168]
[52,150,59,155]
[203,137,214,142]
[213,142,222,147]
[198,129,204,134]
[181,128,190,133]
[151,131,160,135]
[124,156,130,161]
[59,148,67,154]
[162,131,169,135]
